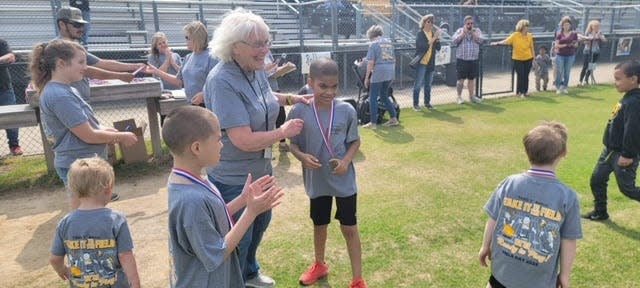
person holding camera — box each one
[452,15,485,104]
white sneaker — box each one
[382,117,399,127]
[471,96,482,103]
[245,273,276,288]
[556,89,562,95]
[362,122,377,129]
[562,88,569,94]
[456,97,464,104]
[412,106,422,112]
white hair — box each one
[210,8,270,63]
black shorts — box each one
[456,59,478,80]
[488,275,506,288]
[310,194,357,226]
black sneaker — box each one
[425,104,435,110]
[110,193,120,202]
[581,210,609,221]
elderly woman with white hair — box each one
[203,8,308,287]
[363,24,398,129]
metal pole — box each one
[152,1,160,32]
[331,0,338,51]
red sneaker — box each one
[299,261,329,286]
[349,278,368,288]
[10,146,23,156]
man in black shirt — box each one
[0,38,23,156]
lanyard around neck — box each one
[312,100,336,157]
[235,60,269,131]
[172,168,235,226]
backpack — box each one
[357,87,401,124]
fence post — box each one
[50,0,60,35]
[198,0,205,24]
[391,0,396,43]
[152,0,160,33]
[331,0,338,51]
[298,2,304,53]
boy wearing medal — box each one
[162,106,284,287]
[287,58,367,288]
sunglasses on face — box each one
[184,35,191,41]
[467,22,474,25]
[240,40,272,50]
[64,20,84,29]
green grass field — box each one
[260,85,640,287]
[2,85,639,287]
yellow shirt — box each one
[420,30,434,65]
[505,32,534,61]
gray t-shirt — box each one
[366,38,395,83]
[484,172,582,288]
[204,61,280,185]
[287,100,360,198]
[168,183,243,288]
[148,52,182,90]
[39,82,107,169]
[176,48,218,103]
[51,208,133,288]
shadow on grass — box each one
[568,90,606,101]
[603,220,640,240]
[421,109,464,124]
[372,126,415,144]
[469,102,507,113]
[526,94,560,104]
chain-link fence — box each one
[1,0,639,157]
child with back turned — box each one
[49,156,140,288]
[162,106,283,287]
[478,122,582,288]
[287,58,367,288]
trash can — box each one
[445,62,457,87]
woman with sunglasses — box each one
[491,19,535,98]
[203,8,309,287]
[412,14,441,111]
[147,21,217,106]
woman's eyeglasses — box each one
[240,40,272,50]
[184,35,191,41]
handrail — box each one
[277,0,299,15]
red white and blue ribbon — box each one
[527,168,556,179]
[172,168,234,226]
[312,100,335,158]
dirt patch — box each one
[0,150,310,287]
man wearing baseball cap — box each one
[54,6,145,103]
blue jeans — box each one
[369,80,396,123]
[412,64,435,107]
[55,167,70,186]
[0,89,19,148]
[555,55,575,88]
[208,176,272,281]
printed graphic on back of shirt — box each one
[65,238,120,287]
[496,196,563,266]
